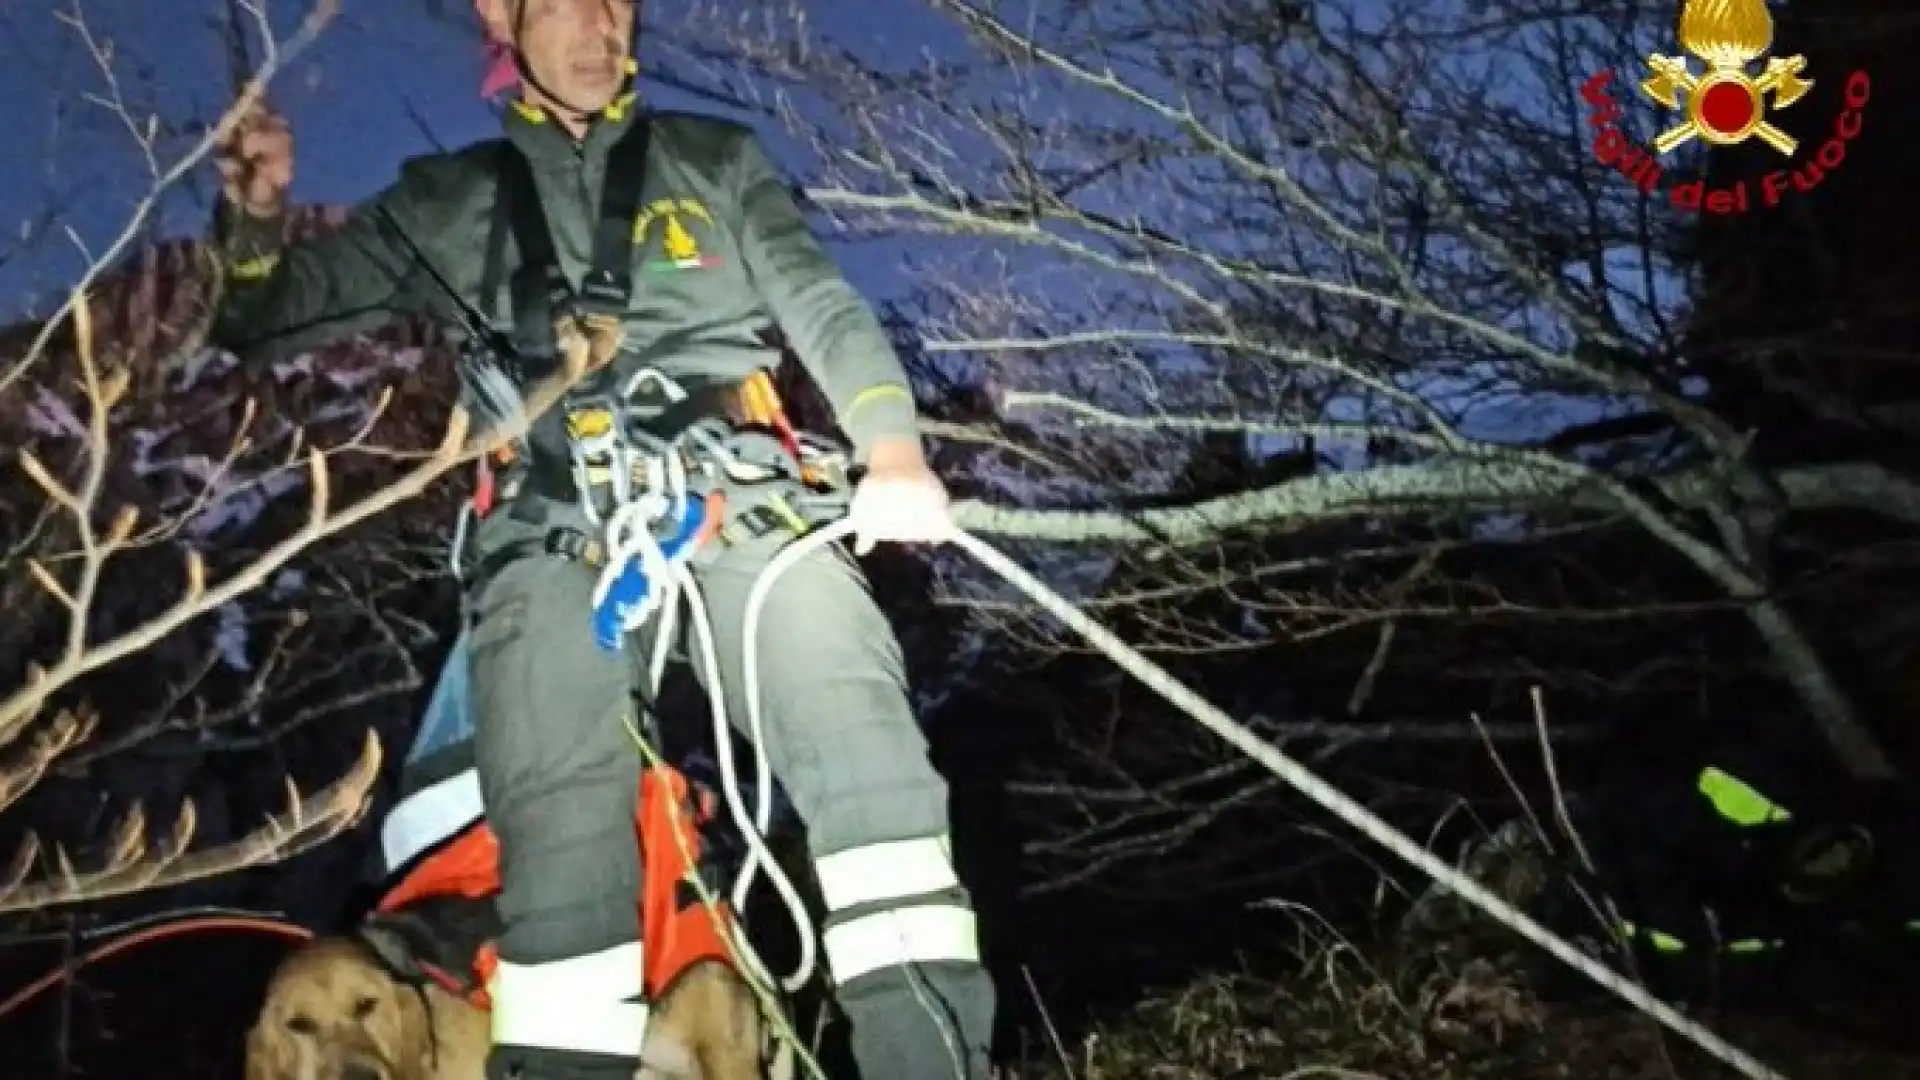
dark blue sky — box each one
[0,0,930,319]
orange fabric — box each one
[373,763,740,1008]
[376,824,501,914]
[473,942,498,1009]
[639,765,737,995]
[694,491,727,547]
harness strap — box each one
[470,117,655,514]
[480,117,655,350]
[583,126,653,313]
[359,896,503,997]
[468,529,599,588]
[463,473,838,596]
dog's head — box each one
[245,936,437,1080]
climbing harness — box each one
[448,360,848,998]
[577,370,851,658]
[451,366,853,652]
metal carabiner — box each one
[447,498,475,581]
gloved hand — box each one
[847,437,954,556]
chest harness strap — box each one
[452,114,853,652]
[487,115,654,526]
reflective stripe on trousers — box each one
[814,834,982,984]
[488,941,650,1058]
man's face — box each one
[489,0,636,115]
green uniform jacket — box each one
[207,99,920,461]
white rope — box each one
[938,529,1789,1080]
[572,366,823,998]
[677,554,821,995]
[596,488,827,997]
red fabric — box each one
[376,763,740,1006]
[471,458,497,518]
[376,825,500,915]
[474,0,519,98]
[480,39,520,99]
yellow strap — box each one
[764,494,810,535]
[739,369,783,426]
[511,61,638,124]
[567,405,615,440]
[601,88,638,121]
[1619,920,1686,952]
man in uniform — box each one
[210,2,995,1078]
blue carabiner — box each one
[589,495,709,652]
[656,493,707,561]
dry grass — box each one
[1004,939,1920,1080]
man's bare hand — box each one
[217,99,293,219]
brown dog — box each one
[244,934,774,1080]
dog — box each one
[245,762,788,1080]
[244,933,771,1080]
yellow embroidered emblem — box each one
[633,198,720,271]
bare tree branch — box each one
[671,0,1904,776]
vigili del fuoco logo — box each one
[1579,0,1870,214]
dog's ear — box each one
[395,978,443,1080]
[243,1016,290,1080]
